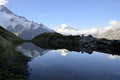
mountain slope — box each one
[0,5,54,40]
[96,28,120,40]
[0,26,22,45]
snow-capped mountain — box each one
[55,24,100,36]
[0,5,54,40]
[96,27,120,40]
[55,21,120,40]
[95,20,120,40]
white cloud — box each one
[54,20,120,36]
[51,49,69,56]
[0,0,9,5]
[108,55,120,60]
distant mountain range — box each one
[95,27,120,40]
[0,5,120,40]
[55,23,120,40]
[0,5,54,40]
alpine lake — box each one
[13,42,120,80]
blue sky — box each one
[6,0,120,29]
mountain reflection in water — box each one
[16,42,120,57]
[16,43,49,58]
[16,42,120,80]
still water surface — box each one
[16,42,120,80]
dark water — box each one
[16,42,120,80]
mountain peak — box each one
[57,24,77,31]
[0,6,54,40]
[59,24,69,29]
[0,5,14,14]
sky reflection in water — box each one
[16,42,120,80]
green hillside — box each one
[0,26,29,80]
[0,26,21,43]
[32,32,80,50]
